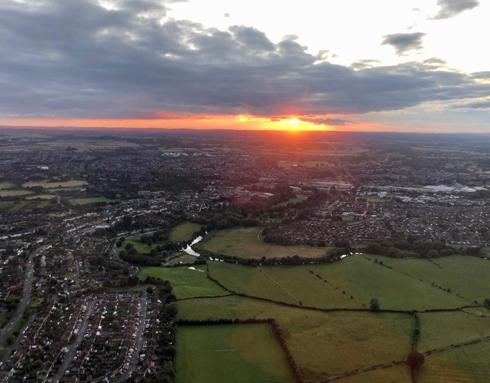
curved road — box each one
[0,247,40,347]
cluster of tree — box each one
[117,240,173,265]
[198,247,342,267]
[406,351,425,381]
[268,320,303,383]
[143,284,177,383]
[365,239,482,258]
[119,251,161,267]
[139,230,169,246]
[196,206,257,230]
[369,298,380,312]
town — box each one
[0,129,489,382]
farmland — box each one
[207,256,471,310]
[176,323,295,383]
[144,253,490,383]
[197,227,328,259]
[22,179,87,189]
[0,181,14,190]
[139,266,228,299]
[0,189,33,198]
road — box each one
[0,247,40,346]
[114,294,148,383]
[50,299,95,383]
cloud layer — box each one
[382,33,426,55]
[0,0,489,122]
[434,0,479,19]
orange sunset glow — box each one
[0,115,382,131]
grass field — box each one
[177,295,413,379]
[69,196,110,205]
[138,266,227,299]
[418,311,490,351]
[166,253,200,265]
[0,181,14,190]
[148,253,490,383]
[337,366,411,383]
[23,180,87,189]
[207,256,468,310]
[198,227,328,259]
[25,194,56,200]
[418,342,490,383]
[0,189,33,198]
[169,222,202,243]
[176,324,295,383]
[369,255,490,303]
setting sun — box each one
[274,117,326,132]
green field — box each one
[176,324,295,383]
[177,296,413,379]
[369,255,490,303]
[69,196,110,205]
[0,189,34,198]
[23,180,87,189]
[169,222,202,243]
[25,194,56,200]
[166,253,201,266]
[146,253,490,383]
[198,227,328,259]
[0,181,15,190]
[419,342,490,383]
[139,266,227,299]
[419,311,490,351]
[207,256,469,310]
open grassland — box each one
[198,227,328,259]
[153,254,489,383]
[25,194,56,200]
[176,324,295,383]
[0,181,14,190]
[166,253,201,266]
[23,179,87,189]
[139,266,227,299]
[4,139,139,152]
[0,189,33,198]
[208,256,468,310]
[419,311,490,351]
[369,255,490,303]
[418,342,490,383]
[337,366,411,383]
[177,296,413,380]
[69,196,110,205]
[169,222,202,243]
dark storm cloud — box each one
[434,0,479,19]
[1,0,490,120]
[382,32,425,55]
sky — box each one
[0,0,489,132]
